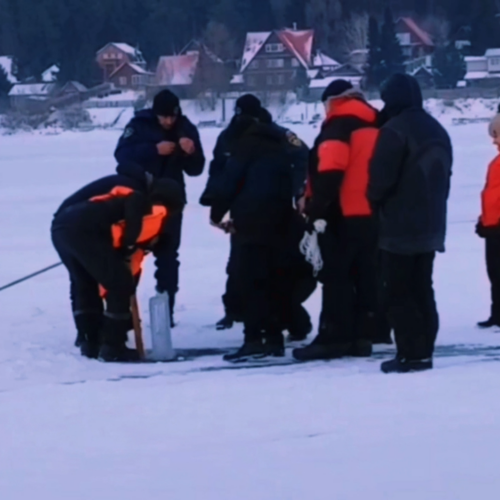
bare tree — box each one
[337,12,370,59]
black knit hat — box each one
[150,178,186,214]
[321,80,354,102]
[153,89,181,117]
[235,94,262,118]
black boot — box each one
[216,314,235,331]
[292,323,351,361]
[74,313,102,359]
[263,331,285,358]
[348,339,373,358]
[381,357,433,374]
[223,340,265,362]
[287,305,313,342]
[477,318,500,329]
[98,316,139,363]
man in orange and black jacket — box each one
[293,80,380,362]
[51,174,184,362]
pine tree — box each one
[366,16,383,88]
[432,43,466,88]
[379,7,405,82]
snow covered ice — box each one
[1,117,500,499]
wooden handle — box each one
[130,295,145,360]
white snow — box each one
[8,82,56,96]
[42,64,60,83]
[0,55,17,83]
[2,109,500,499]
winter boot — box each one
[223,340,265,362]
[381,357,433,374]
[98,315,139,363]
[477,318,500,329]
[348,339,373,358]
[216,314,235,331]
[292,323,351,361]
[263,331,285,358]
[287,305,313,342]
[74,313,102,359]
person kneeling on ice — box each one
[51,178,185,362]
[476,105,500,329]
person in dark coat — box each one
[115,89,205,325]
[201,95,312,338]
[52,177,185,362]
[210,115,308,361]
[368,74,453,374]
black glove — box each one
[117,245,136,261]
[476,221,500,238]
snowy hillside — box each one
[1,120,500,499]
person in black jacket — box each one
[52,177,185,362]
[368,74,453,374]
[210,117,308,361]
[115,89,205,325]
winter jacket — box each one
[368,74,453,255]
[114,109,205,197]
[210,122,308,243]
[200,116,309,207]
[307,96,379,223]
[481,155,500,228]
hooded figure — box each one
[367,74,453,374]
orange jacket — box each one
[481,155,500,227]
[90,186,168,297]
[308,97,379,218]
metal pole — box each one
[0,263,62,293]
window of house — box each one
[249,60,259,70]
[396,33,411,46]
[490,57,500,66]
[266,43,285,53]
[119,76,127,86]
[402,47,412,57]
[267,58,285,68]
[132,75,141,86]
[291,58,300,68]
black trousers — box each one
[51,223,134,320]
[154,212,183,310]
[237,242,291,343]
[381,251,438,360]
[222,235,244,319]
[321,218,378,342]
[486,235,500,322]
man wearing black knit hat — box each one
[115,89,205,326]
[293,79,381,362]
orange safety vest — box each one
[89,186,168,297]
[481,155,500,227]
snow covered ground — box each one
[1,117,500,499]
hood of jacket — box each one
[380,73,423,121]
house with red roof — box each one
[395,18,434,61]
[237,29,314,91]
[96,43,147,83]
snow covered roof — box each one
[465,56,487,62]
[313,52,340,68]
[485,49,500,57]
[307,69,319,79]
[0,56,17,83]
[241,32,272,72]
[240,29,314,72]
[109,62,153,79]
[465,71,500,80]
[397,18,434,47]
[309,76,362,89]
[62,81,87,92]
[42,65,59,83]
[230,74,244,85]
[9,83,56,97]
[97,43,145,62]
[180,40,223,64]
[156,53,200,86]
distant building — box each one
[57,81,88,97]
[153,40,227,99]
[236,28,314,92]
[395,18,434,61]
[8,83,57,112]
[96,43,146,82]
[464,49,500,87]
[109,62,154,90]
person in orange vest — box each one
[293,80,380,361]
[476,105,500,328]
[51,177,185,362]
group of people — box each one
[52,73,460,373]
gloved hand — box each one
[476,221,500,238]
[117,245,136,262]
